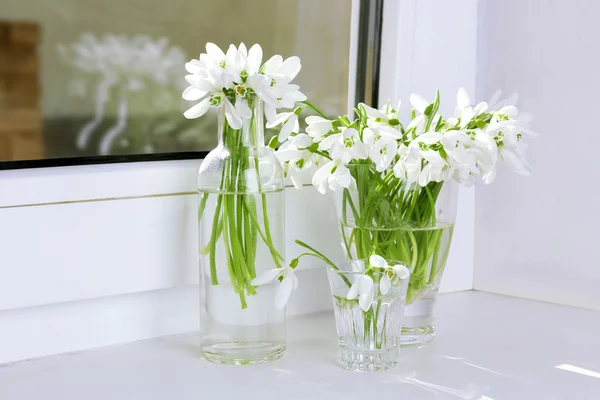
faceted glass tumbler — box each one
[325,259,410,372]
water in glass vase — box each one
[198,189,286,364]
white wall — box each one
[474,0,600,311]
[0,162,340,363]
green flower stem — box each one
[294,240,353,287]
[340,166,453,304]
[300,100,329,119]
[200,100,283,309]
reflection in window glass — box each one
[0,0,351,162]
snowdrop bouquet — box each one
[185,43,307,310]
[183,42,306,127]
[274,89,536,303]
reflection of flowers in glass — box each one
[58,34,187,154]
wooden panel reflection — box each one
[0,21,44,161]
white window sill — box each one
[1,291,598,399]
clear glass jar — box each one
[334,164,458,346]
[325,259,410,371]
[197,100,286,364]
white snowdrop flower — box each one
[363,127,398,172]
[347,274,374,312]
[318,127,368,164]
[312,159,352,194]
[183,42,305,129]
[251,264,298,310]
[305,116,333,141]
[266,109,301,143]
[369,255,410,295]
[276,134,316,189]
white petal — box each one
[263,54,283,74]
[347,279,360,300]
[247,44,263,74]
[318,134,340,151]
[266,112,292,128]
[334,164,352,188]
[391,265,410,280]
[360,103,388,120]
[418,131,443,144]
[342,128,359,139]
[418,163,432,187]
[380,274,391,295]
[290,170,304,190]
[473,102,488,116]
[461,107,474,129]
[225,44,237,69]
[488,89,502,110]
[264,103,278,125]
[501,147,530,175]
[314,180,327,195]
[292,133,312,148]
[251,268,282,286]
[409,94,429,113]
[359,275,374,293]
[457,87,470,107]
[312,161,334,186]
[183,98,211,119]
[279,56,301,80]
[225,101,243,129]
[182,86,207,101]
[275,274,294,309]
[235,96,252,119]
[185,60,202,74]
[482,167,497,184]
[358,284,374,312]
[237,42,248,58]
[369,255,387,269]
[278,116,297,142]
[306,116,329,125]
[205,42,225,60]
[276,148,302,162]
[351,141,369,160]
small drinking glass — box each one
[325,259,410,371]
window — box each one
[0,0,357,167]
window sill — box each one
[1,291,598,399]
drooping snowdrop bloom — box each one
[450,87,489,130]
[312,159,352,194]
[361,102,404,137]
[318,127,368,164]
[405,132,452,186]
[276,133,317,189]
[393,144,421,183]
[305,116,333,141]
[363,127,398,172]
[266,108,301,143]
[369,255,410,295]
[347,274,375,312]
[251,264,298,309]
